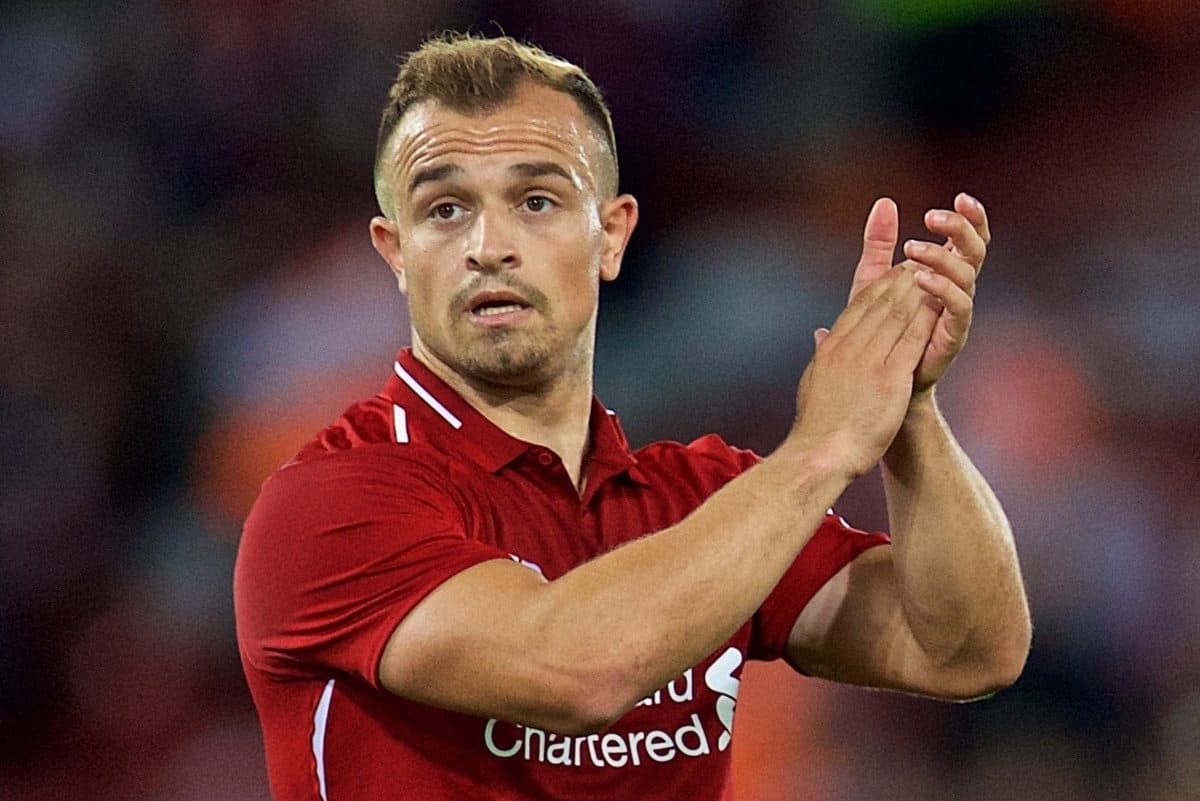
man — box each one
[234,33,1030,801]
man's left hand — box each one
[848,194,990,398]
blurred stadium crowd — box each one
[2,1,1199,799]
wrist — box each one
[905,386,938,422]
[884,389,946,470]
[771,434,859,491]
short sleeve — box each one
[234,446,510,687]
[748,512,890,661]
[672,435,890,662]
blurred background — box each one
[3,1,1199,799]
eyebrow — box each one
[407,164,463,196]
[406,160,579,197]
[508,161,578,187]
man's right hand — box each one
[787,262,937,479]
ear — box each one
[598,194,639,283]
[370,216,407,294]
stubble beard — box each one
[455,325,560,387]
[428,278,586,390]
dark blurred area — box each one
[3,2,1199,799]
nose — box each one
[464,207,519,273]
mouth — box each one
[465,290,535,326]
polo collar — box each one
[382,348,649,485]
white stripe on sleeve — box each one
[393,404,409,444]
[312,679,336,801]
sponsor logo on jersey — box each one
[482,646,742,768]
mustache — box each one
[452,276,550,313]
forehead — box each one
[385,83,607,193]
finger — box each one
[923,208,986,269]
[955,192,991,247]
[813,327,830,347]
[888,297,937,370]
[846,266,926,352]
[914,269,974,340]
[903,239,976,296]
[849,197,899,301]
[827,263,904,341]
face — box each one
[370,82,638,390]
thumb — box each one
[813,327,830,347]
[849,197,898,301]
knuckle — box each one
[887,302,912,323]
[855,282,887,306]
[946,290,969,311]
[917,247,944,267]
[877,286,900,306]
[848,294,872,315]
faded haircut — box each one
[373,33,619,215]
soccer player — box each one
[234,33,1030,801]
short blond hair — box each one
[373,33,619,212]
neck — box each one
[412,342,595,489]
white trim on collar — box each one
[393,361,464,429]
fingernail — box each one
[907,239,929,253]
[963,193,979,209]
[929,211,950,224]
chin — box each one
[458,336,559,387]
[466,354,551,385]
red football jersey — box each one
[234,348,888,801]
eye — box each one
[523,196,554,213]
[431,202,464,221]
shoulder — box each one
[266,391,463,497]
[633,433,761,493]
[291,394,405,461]
[635,433,761,473]
[248,440,459,532]
[237,442,470,624]
[246,389,466,542]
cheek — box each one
[397,257,453,329]
[543,213,602,269]
[550,238,603,318]
[540,234,598,295]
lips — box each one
[466,290,533,317]
[460,288,538,328]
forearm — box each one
[881,392,1030,674]
[525,442,850,722]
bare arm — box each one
[883,395,1029,687]
[383,450,847,735]
[789,397,1029,699]
[380,265,935,735]
[788,195,1030,699]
